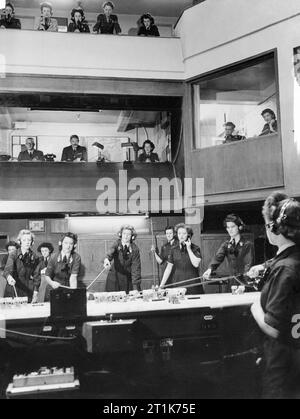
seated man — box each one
[138,140,159,163]
[18,137,44,161]
[0,3,21,29]
[223,122,246,144]
[61,135,87,162]
[37,2,58,32]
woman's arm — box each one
[186,240,201,268]
[251,300,279,339]
[160,262,173,288]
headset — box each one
[118,225,137,242]
[271,198,300,234]
[175,223,194,239]
[17,230,35,246]
[40,2,53,15]
[58,232,78,252]
[223,214,245,232]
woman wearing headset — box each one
[44,233,81,296]
[3,230,40,303]
[37,2,58,32]
[203,214,254,292]
[104,225,141,293]
[160,224,202,294]
[67,7,90,33]
[138,140,160,163]
[250,192,300,398]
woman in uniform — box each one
[160,223,202,294]
[259,108,278,136]
[3,230,40,303]
[203,214,254,292]
[44,233,81,298]
[93,1,121,34]
[104,225,141,293]
[250,192,300,398]
[138,140,159,163]
[151,225,177,284]
[137,13,160,37]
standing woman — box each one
[203,214,254,292]
[160,224,203,294]
[104,225,141,293]
[44,233,81,297]
[37,242,54,273]
[3,230,40,303]
[137,13,160,37]
[93,1,121,35]
[151,226,177,284]
[250,192,300,398]
[68,7,90,33]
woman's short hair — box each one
[118,225,137,241]
[175,223,194,238]
[40,2,53,13]
[5,240,19,251]
[263,192,300,242]
[58,232,78,251]
[102,1,114,9]
[140,13,155,25]
[223,214,245,229]
[261,108,276,119]
[17,229,35,245]
[142,140,155,152]
[37,242,54,254]
[165,225,175,233]
[6,2,15,13]
[71,7,85,20]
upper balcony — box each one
[0,29,184,81]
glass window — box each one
[192,53,278,149]
[0,105,172,163]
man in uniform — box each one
[18,138,44,161]
[61,135,87,162]
[223,122,246,144]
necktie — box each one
[62,255,67,264]
[44,258,48,267]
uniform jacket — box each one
[106,240,141,291]
[18,149,44,161]
[223,134,246,144]
[0,17,21,29]
[137,25,160,37]
[138,152,160,163]
[93,14,121,34]
[209,237,254,276]
[3,248,41,296]
[61,145,87,162]
[67,21,90,33]
[259,120,278,136]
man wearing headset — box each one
[104,225,142,293]
[44,233,81,297]
[37,2,58,32]
[3,230,40,303]
[0,3,21,29]
[203,214,254,292]
[249,192,300,398]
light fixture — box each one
[0,1,5,10]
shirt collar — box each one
[276,243,295,256]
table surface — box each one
[0,293,260,322]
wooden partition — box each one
[191,134,284,198]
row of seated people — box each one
[223,109,277,144]
[17,136,160,163]
[0,2,161,37]
[0,215,254,302]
